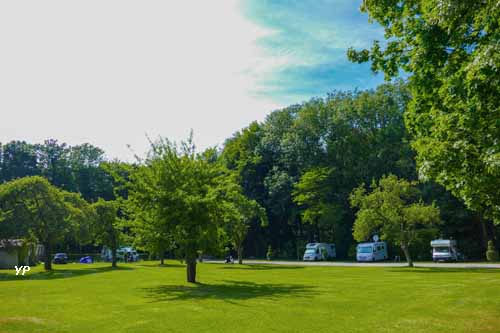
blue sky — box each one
[242,0,385,104]
[0,0,385,160]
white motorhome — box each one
[101,246,140,262]
[431,239,462,262]
[303,243,336,261]
[356,242,388,262]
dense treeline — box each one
[221,82,492,260]
[0,140,124,254]
[0,82,497,265]
[0,140,115,202]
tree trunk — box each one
[401,243,413,267]
[186,258,197,283]
[111,247,117,268]
[160,251,165,265]
[474,214,489,251]
[237,245,243,265]
[44,243,52,271]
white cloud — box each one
[0,0,284,160]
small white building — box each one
[0,239,43,269]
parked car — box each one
[79,256,93,264]
[53,253,68,264]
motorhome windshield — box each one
[358,246,372,253]
[305,249,316,254]
[434,247,450,253]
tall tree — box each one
[92,199,122,268]
[293,167,344,244]
[348,0,500,226]
[221,178,267,264]
[37,139,74,191]
[127,137,222,283]
[69,143,111,201]
[350,175,441,266]
[0,141,40,182]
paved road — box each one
[205,259,500,269]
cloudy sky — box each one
[0,0,384,160]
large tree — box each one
[348,0,500,225]
[350,175,441,266]
[127,137,222,283]
[0,176,93,270]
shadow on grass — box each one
[135,262,185,268]
[388,267,500,274]
[141,279,318,303]
[0,265,133,281]
[217,264,305,271]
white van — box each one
[431,239,463,262]
[303,243,336,261]
[356,242,388,262]
[101,246,140,262]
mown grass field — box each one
[0,261,499,332]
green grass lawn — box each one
[0,261,499,332]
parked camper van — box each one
[101,246,140,262]
[303,243,336,261]
[431,239,463,262]
[356,242,388,262]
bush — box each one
[266,246,274,261]
[486,241,499,262]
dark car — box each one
[53,253,69,264]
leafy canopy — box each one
[348,0,500,223]
[350,175,440,265]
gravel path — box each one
[204,259,500,269]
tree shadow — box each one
[135,262,185,268]
[0,265,133,281]
[388,267,500,274]
[141,280,318,303]
[217,264,305,271]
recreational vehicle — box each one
[431,239,462,262]
[356,242,388,262]
[303,243,336,261]
[101,246,140,262]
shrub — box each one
[347,244,357,260]
[266,245,274,261]
[486,241,499,262]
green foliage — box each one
[293,167,334,224]
[266,245,274,260]
[0,176,93,270]
[221,82,415,258]
[348,0,500,224]
[0,139,115,202]
[486,241,499,262]
[350,175,441,266]
[126,136,224,282]
[292,167,345,244]
[92,199,123,267]
[220,175,267,264]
